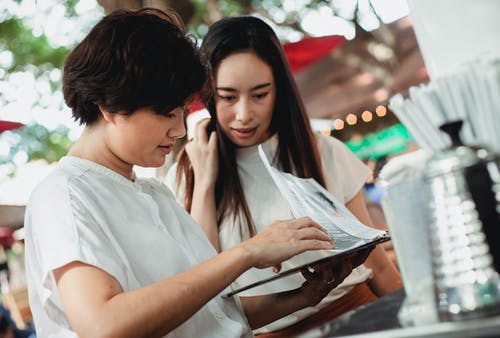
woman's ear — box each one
[98,105,116,123]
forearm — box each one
[191,183,220,251]
[345,191,402,296]
[240,288,310,329]
[364,246,402,296]
[125,247,253,335]
[63,246,254,338]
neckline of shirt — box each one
[60,156,141,188]
[235,133,278,162]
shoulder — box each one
[27,158,126,222]
[315,133,350,154]
[28,161,87,207]
[314,134,372,202]
[314,133,367,171]
[314,133,358,168]
[25,160,95,243]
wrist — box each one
[193,180,216,195]
[194,173,216,188]
[299,280,330,307]
[232,242,258,271]
[298,284,318,307]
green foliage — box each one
[0,123,72,176]
[17,123,72,163]
[0,1,81,176]
[189,0,253,37]
[218,0,250,14]
[0,0,386,178]
[64,0,81,17]
[0,17,69,72]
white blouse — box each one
[25,156,251,338]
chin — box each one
[231,137,259,148]
[234,141,256,148]
[141,157,166,168]
[153,157,167,167]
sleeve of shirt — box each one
[28,174,127,307]
[317,134,372,203]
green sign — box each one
[345,124,412,160]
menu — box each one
[224,146,390,297]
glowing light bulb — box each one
[333,119,344,130]
[375,105,387,117]
[346,113,357,125]
[361,110,373,122]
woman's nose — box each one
[235,99,253,123]
[168,115,186,139]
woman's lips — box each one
[158,145,172,155]
[232,127,257,139]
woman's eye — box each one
[218,95,236,102]
[254,92,268,99]
[166,106,188,118]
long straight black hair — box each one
[176,16,325,239]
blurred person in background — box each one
[0,306,35,338]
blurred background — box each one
[0,0,427,206]
[0,0,430,328]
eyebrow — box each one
[216,83,272,92]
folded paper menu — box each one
[223,146,390,298]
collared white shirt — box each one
[25,156,252,338]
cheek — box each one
[261,92,276,120]
[215,105,234,125]
[260,101,275,125]
[122,125,159,149]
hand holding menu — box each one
[224,146,390,297]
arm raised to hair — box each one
[186,118,221,251]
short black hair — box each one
[63,8,206,125]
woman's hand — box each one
[239,217,334,270]
[185,118,218,189]
[350,246,375,269]
[300,256,353,306]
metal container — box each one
[424,120,500,321]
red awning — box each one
[283,35,345,73]
[188,93,205,113]
[0,120,24,134]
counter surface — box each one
[298,288,500,338]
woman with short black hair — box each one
[25,9,340,338]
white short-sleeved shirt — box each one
[25,156,252,338]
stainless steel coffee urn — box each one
[424,120,500,321]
